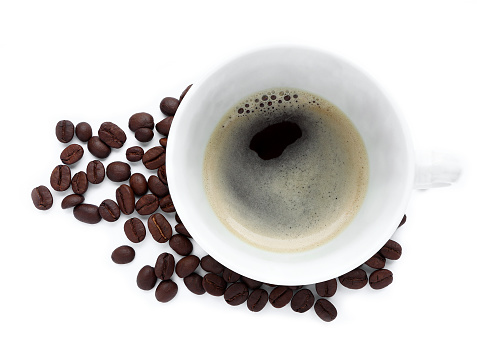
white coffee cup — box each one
[167,46,461,285]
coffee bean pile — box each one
[31,83,406,322]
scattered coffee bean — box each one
[86,160,105,184]
[202,273,227,296]
[241,276,262,290]
[135,128,154,142]
[288,285,304,290]
[179,84,192,101]
[269,286,293,308]
[148,213,172,243]
[98,199,120,222]
[398,214,407,228]
[369,269,393,290]
[160,97,179,116]
[115,184,135,215]
[126,146,144,162]
[183,273,205,295]
[155,280,178,303]
[159,194,175,212]
[111,245,135,264]
[175,223,191,238]
[380,239,402,260]
[147,175,169,197]
[169,234,193,256]
[315,279,337,298]
[60,144,84,165]
[107,161,131,182]
[61,194,84,209]
[124,217,146,243]
[88,136,111,158]
[314,299,337,322]
[224,282,249,306]
[137,265,157,291]
[73,203,101,224]
[98,122,126,148]
[223,268,241,283]
[365,252,386,269]
[338,268,368,289]
[247,288,269,312]
[175,255,200,278]
[142,146,166,170]
[75,122,92,142]
[56,120,74,143]
[71,171,88,195]
[157,165,167,184]
[200,255,224,275]
[31,185,53,210]
[129,112,154,131]
[291,289,315,313]
[129,173,148,196]
[156,117,173,136]
[159,138,167,148]
[50,165,71,191]
[135,194,159,215]
[154,252,175,280]
[175,213,182,224]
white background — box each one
[1,1,491,349]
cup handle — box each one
[414,151,462,189]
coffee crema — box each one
[204,88,369,252]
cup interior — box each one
[167,46,414,285]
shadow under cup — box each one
[167,47,414,285]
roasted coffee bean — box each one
[288,285,303,290]
[314,299,337,322]
[338,268,368,289]
[380,239,402,260]
[159,194,175,212]
[137,265,157,291]
[142,146,166,170]
[31,185,53,210]
[160,97,179,116]
[107,161,131,182]
[56,120,74,143]
[88,136,111,158]
[179,84,192,101]
[175,223,191,238]
[200,255,224,274]
[135,128,154,142]
[111,245,135,264]
[75,122,92,142]
[269,286,293,308]
[98,122,126,148]
[98,199,120,222]
[147,175,169,197]
[86,160,105,184]
[154,252,175,280]
[156,117,173,136]
[73,204,101,224]
[183,273,205,295]
[115,184,135,215]
[315,279,337,298]
[175,213,182,224]
[247,289,268,312]
[135,194,159,215]
[60,144,84,165]
[148,213,172,243]
[129,112,154,131]
[169,234,193,256]
[291,289,315,313]
[224,282,249,306]
[157,165,167,184]
[175,255,200,278]
[398,214,407,228]
[155,280,178,303]
[159,138,168,148]
[123,217,146,243]
[71,171,88,195]
[202,273,227,296]
[126,146,144,162]
[61,194,84,209]
[369,269,393,290]
[241,276,262,290]
[129,173,148,196]
[365,252,386,269]
[50,165,71,191]
[223,268,241,283]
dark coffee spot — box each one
[249,121,302,160]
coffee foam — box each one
[204,88,369,253]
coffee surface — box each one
[205,88,369,252]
